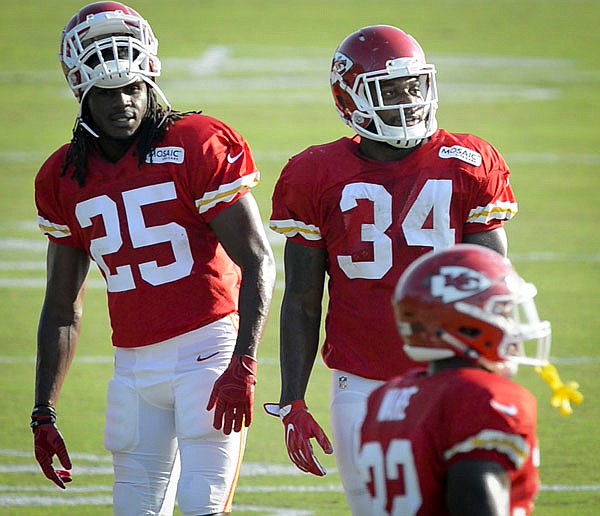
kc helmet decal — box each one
[430,266,492,303]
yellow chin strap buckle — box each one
[534,363,584,417]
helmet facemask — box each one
[60,7,170,136]
[445,281,552,378]
[341,57,438,149]
[488,282,551,373]
[66,34,160,95]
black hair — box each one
[61,86,199,187]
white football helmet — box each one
[392,245,551,378]
[330,25,438,149]
[60,2,170,123]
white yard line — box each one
[0,480,597,510]
[0,355,596,366]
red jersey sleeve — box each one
[35,145,85,250]
[177,115,259,222]
[438,371,537,472]
[269,147,326,248]
[457,134,518,233]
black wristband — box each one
[31,405,57,430]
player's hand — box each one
[31,407,72,489]
[264,400,333,476]
[207,354,257,434]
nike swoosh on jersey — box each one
[196,351,219,362]
[490,399,519,417]
[226,149,244,164]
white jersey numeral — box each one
[337,182,392,279]
[358,439,423,516]
[402,179,455,249]
[75,182,193,292]
[337,179,455,280]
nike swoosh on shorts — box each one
[197,351,219,362]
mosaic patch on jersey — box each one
[438,145,482,167]
[145,146,185,164]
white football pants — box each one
[330,370,384,516]
[104,315,246,515]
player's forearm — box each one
[35,243,89,407]
[34,307,82,408]
[279,298,322,405]
[234,253,276,358]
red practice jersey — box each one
[358,368,540,516]
[36,114,258,348]
[270,131,517,380]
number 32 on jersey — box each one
[358,439,423,516]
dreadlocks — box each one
[61,88,200,187]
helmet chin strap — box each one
[77,87,100,138]
[385,137,424,150]
[352,122,424,149]
[351,111,437,149]
[438,331,480,362]
[438,330,519,379]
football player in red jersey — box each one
[31,3,275,515]
[357,244,551,515]
[266,25,519,514]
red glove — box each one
[31,407,72,489]
[207,354,257,435]
[264,400,333,476]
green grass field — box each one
[1,0,599,514]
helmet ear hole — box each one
[335,95,347,110]
[458,327,481,338]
